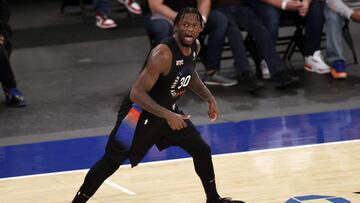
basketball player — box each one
[72,7,244,203]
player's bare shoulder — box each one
[147,44,173,75]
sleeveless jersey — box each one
[110,37,198,167]
[148,37,197,111]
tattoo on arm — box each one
[188,71,214,102]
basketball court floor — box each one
[1,109,360,202]
[1,0,360,202]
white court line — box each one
[104,180,136,195]
[78,170,136,195]
[1,139,359,181]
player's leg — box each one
[72,130,130,202]
[72,150,127,203]
[169,120,245,203]
[163,120,219,201]
[73,100,136,202]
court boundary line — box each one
[1,139,359,181]
[104,179,137,195]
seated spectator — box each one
[0,0,26,107]
[118,0,142,14]
[251,0,330,75]
[324,0,360,79]
[94,0,141,29]
[213,0,300,92]
[94,0,117,29]
[144,0,237,87]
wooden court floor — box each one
[1,140,359,203]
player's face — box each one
[176,13,203,46]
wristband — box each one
[281,0,289,10]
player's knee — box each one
[104,147,128,168]
[198,143,212,157]
[103,153,121,169]
[106,139,129,160]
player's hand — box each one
[165,111,191,130]
[208,100,219,122]
[351,10,360,22]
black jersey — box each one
[117,37,197,117]
[148,37,197,110]
[109,37,198,167]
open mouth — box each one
[184,33,194,43]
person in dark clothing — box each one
[72,7,244,203]
[0,0,25,107]
[213,0,300,91]
[144,0,238,87]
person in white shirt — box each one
[324,0,360,79]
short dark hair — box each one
[174,7,203,28]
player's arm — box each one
[130,45,190,130]
[188,41,219,122]
[188,40,212,102]
[130,45,172,117]
[188,40,214,103]
[188,72,212,102]
[188,71,218,121]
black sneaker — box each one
[237,71,264,93]
[273,70,300,89]
[207,197,246,203]
[72,191,90,203]
[5,88,26,107]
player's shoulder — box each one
[150,43,172,61]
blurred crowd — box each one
[1,0,360,107]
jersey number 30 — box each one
[178,75,191,89]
